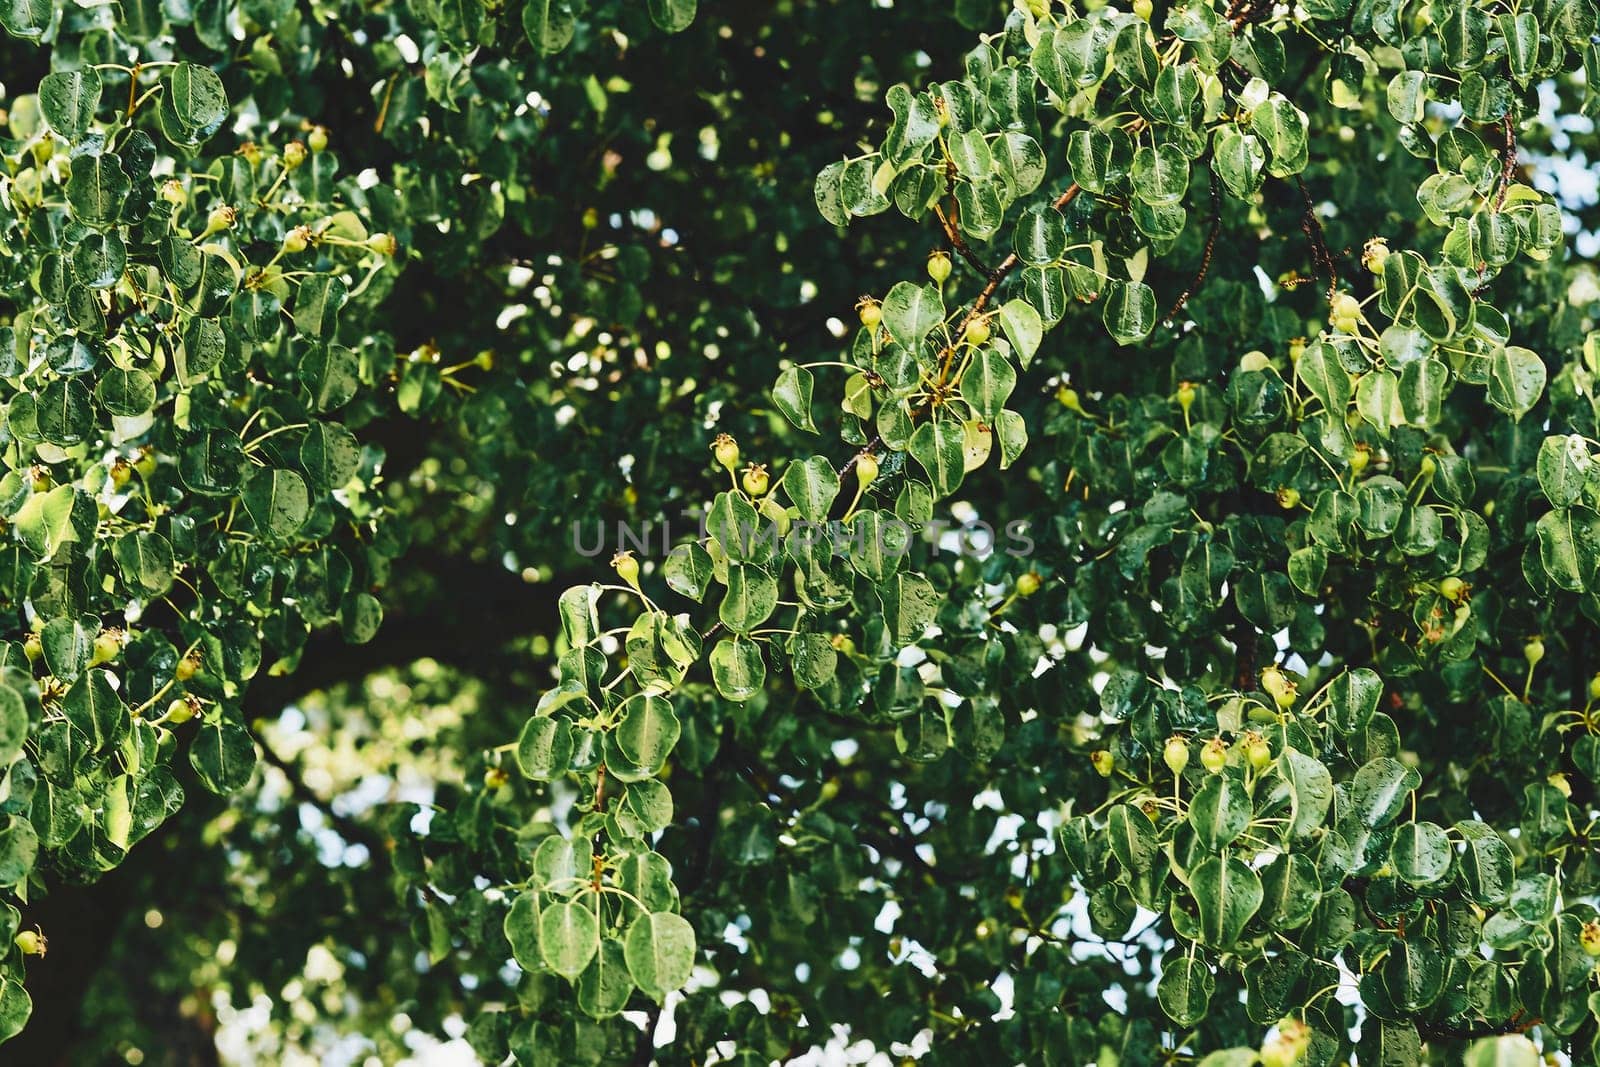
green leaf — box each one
[719,563,778,633]
[300,422,362,490]
[577,938,633,1018]
[881,281,944,346]
[1327,668,1382,733]
[15,484,78,561]
[1463,1035,1540,1067]
[1107,804,1160,876]
[294,274,348,339]
[814,161,848,226]
[1390,821,1452,886]
[1486,345,1545,418]
[623,911,696,1000]
[1349,757,1421,827]
[516,717,573,780]
[65,153,130,228]
[1211,125,1265,200]
[0,816,38,886]
[997,299,1042,367]
[40,69,102,139]
[243,468,311,542]
[909,419,965,497]
[615,694,680,772]
[189,720,257,794]
[1014,205,1067,266]
[159,62,229,146]
[1130,143,1189,206]
[539,898,599,979]
[782,456,839,524]
[1279,748,1334,838]
[1250,95,1308,177]
[773,366,817,433]
[878,571,936,646]
[1296,341,1352,414]
[960,348,1015,421]
[0,0,52,38]
[1535,507,1596,592]
[789,633,838,689]
[646,0,695,33]
[524,0,580,52]
[709,638,764,701]
[1190,855,1263,948]
[0,685,25,766]
[1188,776,1249,851]
[1103,280,1156,345]
[663,543,713,601]
[1157,956,1214,1027]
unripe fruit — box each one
[934,97,951,128]
[1419,454,1437,478]
[282,140,308,169]
[964,317,991,346]
[1090,749,1114,777]
[164,697,196,724]
[1583,920,1600,957]
[1133,0,1153,19]
[90,629,122,668]
[30,466,51,493]
[1549,772,1573,799]
[1438,576,1466,601]
[1239,351,1272,373]
[1333,293,1360,320]
[14,930,45,957]
[109,459,132,489]
[927,251,953,285]
[611,550,641,590]
[1590,672,1600,701]
[1276,487,1300,510]
[239,142,263,166]
[366,233,397,257]
[1363,237,1390,275]
[1176,381,1195,416]
[1200,737,1228,773]
[1026,0,1050,17]
[175,651,201,682]
[282,225,311,254]
[201,205,237,239]
[829,633,856,655]
[1525,636,1545,668]
[1288,336,1306,363]
[1016,572,1042,597]
[159,180,187,206]
[484,767,510,791]
[856,452,879,486]
[1056,386,1083,413]
[742,464,770,497]
[474,351,495,371]
[22,633,40,663]
[1261,665,1297,709]
[308,125,329,153]
[857,297,883,330]
[1163,735,1189,775]
[1349,445,1370,477]
[1243,731,1273,772]
[713,434,740,473]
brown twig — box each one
[1295,175,1339,304]
[1495,113,1517,211]
[934,203,993,276]
[1163,173,1222,324]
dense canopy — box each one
[5,0,1600,1064]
